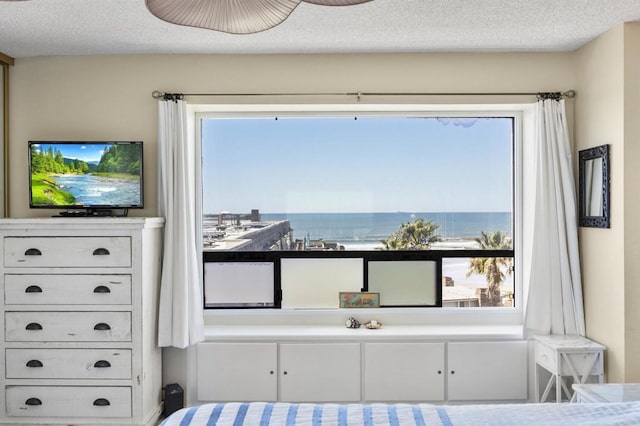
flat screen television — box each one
[29,141,143,215]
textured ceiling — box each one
[1,0,640,58]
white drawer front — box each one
[535,341,558,373]
[5,312,132,342]
[6,348,132,379]
[3,237,131,268]
[4,274,132,305]
[6,386,132,418]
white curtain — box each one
[524,98,585,336]
[157,97,204,348]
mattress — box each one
[160,401,640,425]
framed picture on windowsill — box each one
[339,292,380,308]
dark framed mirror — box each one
[579,144,610,228]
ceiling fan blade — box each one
[145,0,302,34]
[302,0,373,5]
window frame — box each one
[193,103,528,327]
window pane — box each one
[280,258,363,309]
[368,260,438,307]
[202,116,513,253]
[204,261,275,308]
[442,256,514,308]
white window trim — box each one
[190,103,535,328]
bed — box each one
[160,401,640,425]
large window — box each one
[200,113,516,310]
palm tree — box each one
[382,218,442,250]
[466,231,513,306]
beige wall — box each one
[575,25,626,381]
[575,22,640,382]
[9,52,575,217]
[622,23,640,383]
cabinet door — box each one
[197,342,277,402]
[364,342,445,402]
[448,341,528,401]
[280,343,360,402]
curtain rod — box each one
[151,89,576,101]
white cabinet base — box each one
[195,339,528,404]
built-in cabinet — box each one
[197,342,361,402]
[0,218,164,426]
[279,343,361,402]
[447,341,528,400]
[197,343,278,402]
[363,342,445,401]
[196,339,528,403]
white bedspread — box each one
[161,401,640,425]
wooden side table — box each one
[534,335,605,403]
[573,384,640,403]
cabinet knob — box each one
[437,370,442,375]
[92,248,111,256]
[26,360,44,368]
[25,323,43,331]
[93,323,111,331]
[25,285,43,293]
[283,371,288,375]
[269,370,274,375]
[451,370,455,375]
[24,248,42,256]
[93,285,111,294]
[93,398,111,406]
[25,398,42,406]
[94,360,112,368]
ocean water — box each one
[261,212,511,249]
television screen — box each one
[29,141,143,210]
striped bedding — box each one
[161,401,640,425]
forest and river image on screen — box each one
[29,141,143,208]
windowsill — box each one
[203,323,524,342]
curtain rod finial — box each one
[563,90,576,99]
[152,90,164,99]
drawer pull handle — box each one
[26,360,43,368]
[25,323,43,331]
[24,248,42,256]
[92,248,110,256]
[25,398,42,406]
[93,285,111,294]
[25,285,43,293]
[94,323,111,331]
[93,398,111,406]
[94,360,112,368]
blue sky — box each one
[201,116,513,214]
[33,143,110,163]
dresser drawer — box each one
[6,348,132,379]
[6,386,132,418]
[4,274,132,305]
[3,237,131,268]
[5,312,131,342]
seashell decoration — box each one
[365,319,382,329]
[345,317,361,329]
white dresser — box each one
[0,218,164,426]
